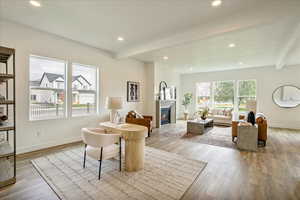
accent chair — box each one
[232,114,268,146]
[81,128,122,180]
[125,110,153,137]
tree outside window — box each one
[213,81,234,109]
[238,80,256,111]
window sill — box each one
[71,113,100,119]
[29,116,67,122]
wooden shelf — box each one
[0,74,14,81]
[0,158,15,187]
[0,47,14,64]
[0,46,16,188]
[0,142,14,158]
[0,123,14,132]
[0,100,14,105]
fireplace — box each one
[156,100,176,128]
[161,107,171,125]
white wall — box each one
[180,65,300,129]
[144,62,155,116]
[0,21,148,153]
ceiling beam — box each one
[276,22,300,70]
[115,4,299,59]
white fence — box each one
[30,103,95,120]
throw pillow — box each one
[134,110,144,119]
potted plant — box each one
[182,93,193,120]
[200,107,209,120]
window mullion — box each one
[234,80,239,115]
[66,61,73,118]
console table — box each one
[99,122,147,172]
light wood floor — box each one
[0,122,299,200]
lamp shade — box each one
[105,97,123,110]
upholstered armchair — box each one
[256,116,268,146]
[81,128,122,180]
[125,111,153,137]
[232,116,268,146]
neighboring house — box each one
[30,72,94,104]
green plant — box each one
[182,93,193,112]
[200,107,209,118]
[193,107,209,120]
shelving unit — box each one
[0,46,16,188]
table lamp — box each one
[105,97,123,123]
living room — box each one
[0,0,300,200]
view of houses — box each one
[30,72,96,119]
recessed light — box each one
[239,62,244,65]
[117,37,124,41]
[228,43,236,48]
[189,67,193,71]
[211,0,222,7]
[163,56,169,60]
[29,0,41,7]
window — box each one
[213,81,234,109]
[238,80,256,111]
[196,82,211,108]
[30,95,37,101]
[195,80,256,113]
[29,55,66,120]
[72,63,97,116]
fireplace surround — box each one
[156,100,176,128]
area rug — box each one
[159,123,236,149]
[183,126,236,149]
[31,146,207,200]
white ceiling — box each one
[135,19,300,73]
[1,0,300,73]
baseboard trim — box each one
[17,137,82,155]
[269,121,300,130]
[17,140,83,159]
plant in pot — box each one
[182,93,193,120]
[199,107,209,120]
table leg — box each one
[124,138,145,172]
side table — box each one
[237,124,258,151]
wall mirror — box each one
[272,85,300,108]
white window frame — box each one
[70,63,99,117]
[212,80,235,110]
[195,79,257,114]
[195,82,212,109]
[236,79,257,113]
[29,55,68,121]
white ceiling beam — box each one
[115,5,298,59]
[276,22,300,70]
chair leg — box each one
[148,130,150,137]
[83,144,87,168]
[98,147,103,180]
[119,137,122,171]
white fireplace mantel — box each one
[156,100,176,128]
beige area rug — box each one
[31,146,207,200]
[160,123,236,149]
[183,126,236,149]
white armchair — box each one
[81,128,122,180]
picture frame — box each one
[127,81,140,102]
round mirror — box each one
[272,85,300,108]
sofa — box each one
[232,114,268,146]
[125,111,153,137]
[208,108,233,126]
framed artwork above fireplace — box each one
[127,81,140,102]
